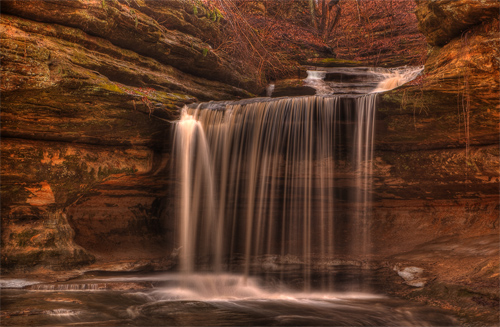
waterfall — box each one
[172,94,376,291]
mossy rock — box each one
[306,57,364,67]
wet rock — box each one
[0,279,41,289]
[2,309,45,317]
[44,309,81,316]
[82,257,174,273]
[307,58,364,68]
[44,298,83,304]
[382,234,500,325]
[269,79,316,97]
[26,281,153,291]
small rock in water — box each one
[393,265,427,287]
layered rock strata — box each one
[371,1,499,324]
[1,0,259,271]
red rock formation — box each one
[371,1,499,323]
[1,0,258,272]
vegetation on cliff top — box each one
[194,0,427,81]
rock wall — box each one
[371,1,499,323]
[1,0,261,272]
[374,0,499,228]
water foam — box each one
[302,66,423,95]
[148,274,382,302]
[304,70,330,95]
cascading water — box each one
[304,70,329,95]
[286,65,424,96]
[372,66,424,93]
[170,65,425,297]
[173,93,377,292]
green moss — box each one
[15,230,39,247]
[101,83,125,94]
[309,58,363,67]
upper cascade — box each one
[372,66,424,92]
[295,66,423,96]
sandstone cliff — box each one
[1,0,260,271]
[371,1,499,324]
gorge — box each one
[1,0,499,326]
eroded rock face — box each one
[373,1,499,323]
[0,0,258,272]
[0,138,158,270]
[1,0,259,91]
[415,0,500,46]
[425,18,499,105]
[66,172,174,263]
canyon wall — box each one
[1,0,261,271]
[373,0,499,250]
[1,1,499,322]
[371,1,499,323]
